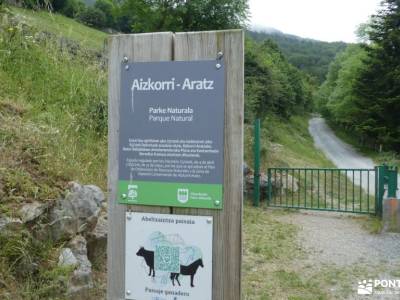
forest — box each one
[316,0,400,152]
[248,30,347,83]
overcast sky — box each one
[249,0,382,42]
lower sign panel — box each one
[125,212,213,300]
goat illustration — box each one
[170,258,204,287]
[136,247,155,277]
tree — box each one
[352,0,400,150]
[77,6,107,28]
[94,0,115,28]
[114,0,249,33]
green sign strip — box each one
[118,180,223,209]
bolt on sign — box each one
[125,212,213,300]
[118,60,225,209]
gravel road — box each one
[278,210,400,266]
[309,117,399,197]
[309,117,375,170]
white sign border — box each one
[125,212,213,300]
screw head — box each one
[122,193,127,199]
[216,63,221,69]
[125,65,129,70]
[123,56,128,63]
[207,218,212,224]
[217,51,224,59]
[126,290,131,295]
[127,214,132,221]
[214,200,220,206]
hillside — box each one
[248,30,347,83]
[0,6,108,298]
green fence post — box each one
[267,168,272,206]
[375,165,387,217]
[387,166,398,198]
[253,119,261,207]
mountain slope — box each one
[9,6,107,50]
[248,30,347,83]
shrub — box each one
[76,6,107,29]
[61,0,85,17]
[94,0,114,28]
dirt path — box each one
[275,210,400,299]
[277,210,400,267]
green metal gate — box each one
[266,165,398,215]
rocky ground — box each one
[0,182,107,299]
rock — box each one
[87,209,107,264]
[49,182,105,241]
[58,248,78,267]
[244,171,299,197]
[270,173,299,193]
[19,201,47,223]
[0,217,22,232]
[66,235,93,298]
[243,162,251,176]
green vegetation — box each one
[243,205,328,300]
[0,229,74,299]
[0,10,108,191]
[245,38,314,123]
[248,30,347,83]
[316,0,400,153]
[0,7,107,298]
[9,6,107,50]
[325,121,400,170]
[15,0,249,33]
[244,115,333,170]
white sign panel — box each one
[125,212,213,300]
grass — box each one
[243,203,331,299]
[9,6,107,51]
[0,11,108,192]
[269,168,376,214]
[0,229,73,299]
[0,9,108,298]
[244,114,334,172]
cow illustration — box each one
[136,247,155,277]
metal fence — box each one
[267,167,377,214]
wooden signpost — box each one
[108,30,243,300]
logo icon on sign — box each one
[177,189,189,203]
[127,185,138,201]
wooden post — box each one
[108,30,243,300]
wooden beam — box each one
[173,30,244,300]
[107,32,173,300]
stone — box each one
[49,182,105,241]
[58,248,78,267]
[87,209,107,264]
[0,217,22,232]
[244,170,299,199]
[269,173,299,193]
[66,235,93,298]
[19,201,47,223]
[243,162,251,176]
